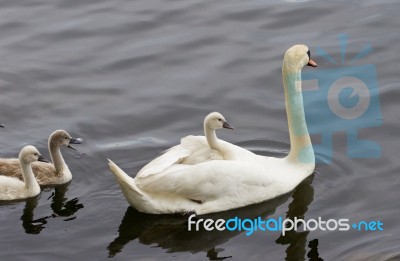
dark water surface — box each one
[0,0,399,260]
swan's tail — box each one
[108,159,199,214]
[107,159,147,210]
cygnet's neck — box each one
[282,62,314,164]
[49,141,66,174]
[21,161,40,192]
[204,125,220,151]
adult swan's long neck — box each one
[282,61,315,165]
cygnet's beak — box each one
[307,59,317,67]
[67,137,84,151]
[38,154,50,163]
[223,121,235,130]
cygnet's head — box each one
[49,130,83,151]
[19,145,49,164]
[283,44,317,71]
[204,112,234,130]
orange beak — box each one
[307,59,317,67]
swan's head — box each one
[283,44,317,71]
[204,112,234,130]
[49,129,83,151]
[19,145,49,164]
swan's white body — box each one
[0,146,43,200]
[108,44,317,215]
[0,130,82,186]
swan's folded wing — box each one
[31,163,58,184]
[136,160,274,202]
[136,144,191,178]
[137,135,210,178]
[182,135,261,162]
[180,135,224,164]
[136,163,223,201]
[180,135,207,150]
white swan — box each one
[181,111,234,164]
[0,130,83,186]
[108,44,318,215]
[0,145,48,200]
[139,112,234,172]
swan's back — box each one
[134,158,314,214]
[179,136,224,164]
[137,135,264,178]
[0,158,20,175]
[181,135,264,162]
[0,175,27,200]
[137,144,191,178]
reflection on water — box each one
[20,183,84,234]
[307,239,324,261]
[107,174,320,260]
[21,196,48,235]
[275,175,324,261]
[47,183,84,220]
[107,198,288,258]
[206,247,232,261]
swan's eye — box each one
[307,50,310,60]
[33,153,38,156]
[218,119,222,122]
[65,137,68,140]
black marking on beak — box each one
[69,137,83,144]
[223,121,235,130]
[38,155,50,163]
[0,123,4,128]
[67,137,83,151]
